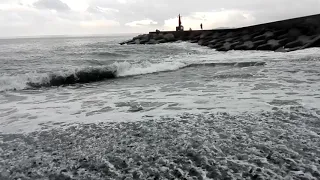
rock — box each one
[163,33,175,42]
[234,44,246,50]
[191,35,200,41]
[209,39,219,44]
[285,40,303,48]
[257,44,273,50]
[190,40,199,43]
[243,41,254,49]
[226,32,234,38]
[242,34,251,41]
[140,39,148,44]
[214,39,226,44]
[298,35,311,43]
[225,38,234,42]
[198,40,204,45]
[200,32,212,39]
[198,39,210,46]
[139,34,150,44]
[211,32,220,38]
[288,28,301,37]
[146,39,158,44]
[134,39,140,44]
[133,34,144,40]
[250,31,264,38]
[267,39,281,50]
[253,34,266,41]
[158,39,167,43]
[188,32,200,39]
[264,31,274,38]
[120,40,135,45]
[154,34,164,40]
[253,40,266,47]
[180,35,190,41]
[278,38,290,45]
[211,43,224,49]
[223,42,231,50]
[301,35,320,49]
[208,44,216,48]
[275,47,288,52]
[268,39,279,45]
[224,41,241,50]
[273,29,287,36]
[278,34,288,39]
[216,47,229,51]
[126,40,135,45]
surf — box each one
[0,61,266,91]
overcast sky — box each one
[0,0,320,37]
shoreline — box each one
[1,110,319,180]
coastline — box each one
[121,14,320,52]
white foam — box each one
[0,72,51,91]
[113,61,188,77]
[1,41,320,134]
[0,60,193,91]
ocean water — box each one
[0,36,320,179]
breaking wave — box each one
[0,61,266,91]
[94,52,128,57]
[65,51,128,57]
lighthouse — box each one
[176,14,184,31]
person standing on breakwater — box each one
[200,23,203,30]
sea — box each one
[0,36,319,180]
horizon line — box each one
[0,32,143,40]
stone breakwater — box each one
[121,14,320,52]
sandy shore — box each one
[1,109,320,180]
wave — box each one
[0,61,266,91]
[186,61,266,68]
[26,67,116,88]
[64,51,128,57]
[94,52,128,57]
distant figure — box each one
[189,28,192,31]
[200,23,203,30]
[156,29,160,34]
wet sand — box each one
[1,109,320,180]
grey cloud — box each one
[1,0,320,37]
[89,0,320,26]
[34,0,71,11]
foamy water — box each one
[0,37,320,133]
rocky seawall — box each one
[120,14,320,52]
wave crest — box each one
[0,61,266,91]
[27,67,116,88]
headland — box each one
[120,14,320,52]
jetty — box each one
[120,14,320,52]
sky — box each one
[0,0,320,37]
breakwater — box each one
[120,14,320,52]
